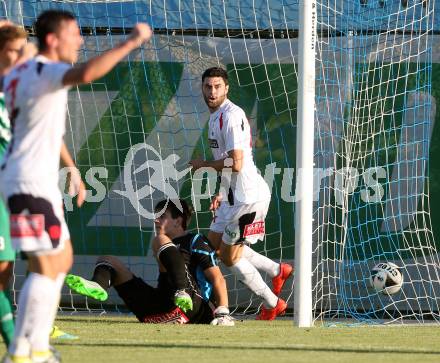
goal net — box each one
[311,0,439,324]
[3,0,439,324]
[6,0,298,316]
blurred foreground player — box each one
[0,20,34,349]
[0,21,80,350]
[0,10,152,363]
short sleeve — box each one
[191,235,217,271]
[40,61,71,91]
[223,110,251,153]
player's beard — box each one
[203,93,226,112]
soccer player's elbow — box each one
[80,70,95,84]
[231,160,242,172]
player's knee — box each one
[97,255,118,266]
[96,255,125,274]
[219,250,239,267]
[219,241,242,267]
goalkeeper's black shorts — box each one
[114,276,213,324]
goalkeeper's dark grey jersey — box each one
[158,233,217,301]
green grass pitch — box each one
[2,315,439,363]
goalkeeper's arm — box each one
[155,235,193,312]
[203,266,228,308]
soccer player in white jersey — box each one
[189,67,293,320]
[0,10,152,363]
[0,21,31,350]
[0,22,80,350]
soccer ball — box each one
[370,262,403,295]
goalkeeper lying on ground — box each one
[66,199,234,325]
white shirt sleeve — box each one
[40,61,71,92]
[223,110,250,153]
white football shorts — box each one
[210,199,270,245]
[0,182,70,255]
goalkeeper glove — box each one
[174,290,193,313]
[210,306,235,326]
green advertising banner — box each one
[64,39,438,263]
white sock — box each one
[31,273,65,353]
[228,258,278,308]
[242,245,280,278]
[9,273,58,356]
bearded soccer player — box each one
[65,199,234,326]
[0,10,152,363]
[189,67,293,320]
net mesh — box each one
[2,0,438,323]
[313,0,439,323]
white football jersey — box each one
[208,99,270,205]
[0,55,71,195]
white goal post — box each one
[294,0,317,328]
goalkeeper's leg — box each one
[65,274,108,301]
[66,255,133,301]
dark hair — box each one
[155,199,193,230]
[0,25,27,50]
[202,67,229,85]
[35,10,76,51]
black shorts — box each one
[114,276,213,324]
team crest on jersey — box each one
[208,138,219,148]
[10,214,45,238]
[243,221,265,238]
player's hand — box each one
[188,159,206,171]
[210,306,235,326]
[174,290,193,313]
[128,23,153,48]
[209,194,222,212]
[76,179,87,207]
[67,167,87,207]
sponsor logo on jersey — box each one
[10,214,44,238]
[243,221,265,238]
[208,138,219,148]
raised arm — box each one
[62,23,152,86]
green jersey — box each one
[0,91,14,261]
